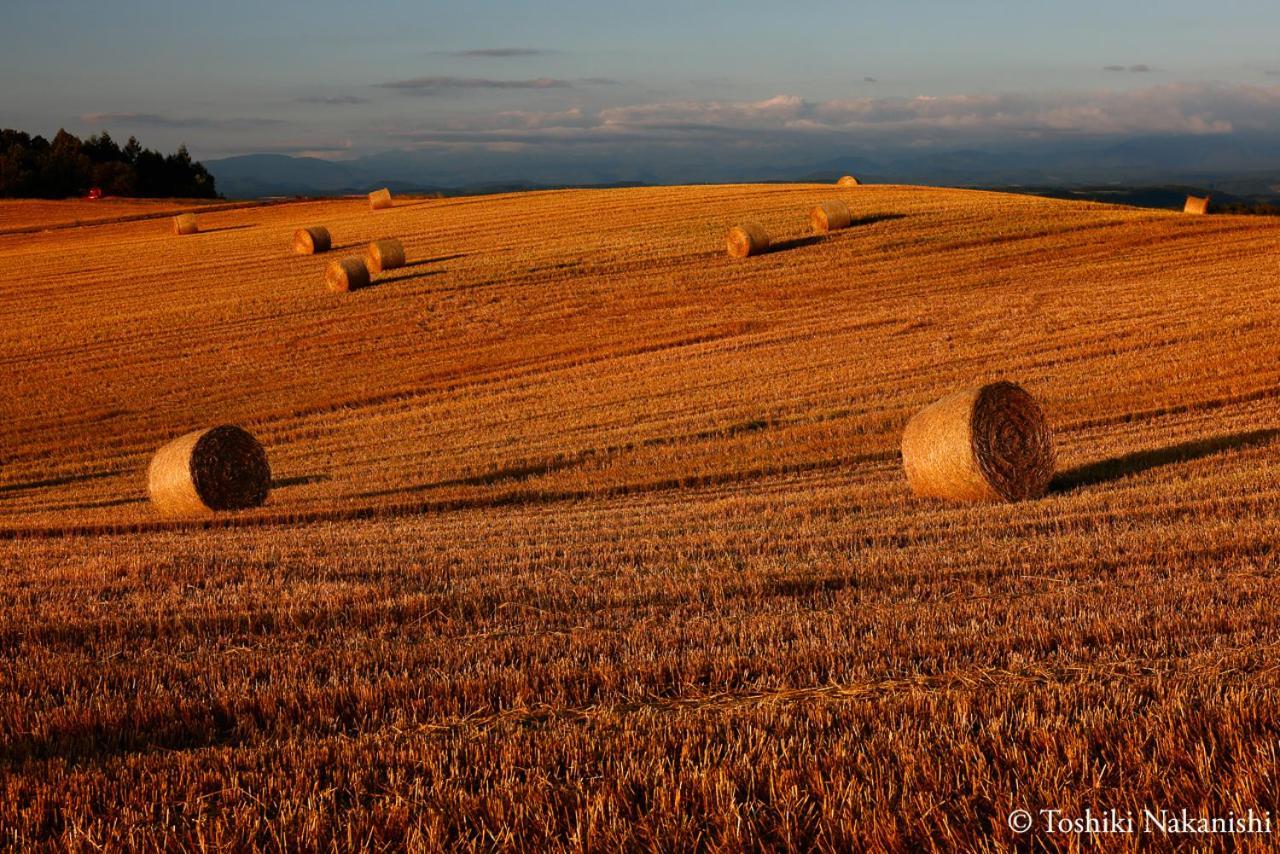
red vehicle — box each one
[85,187,103,200]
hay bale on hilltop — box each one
[292,226,332,255]
[325,257,371,292]
[1184,195,1210,215]
[172,214,199,235]
[369,188,393,210]
[148,425,271,516]
[810,200,852,234]
[726,223,770,258]
[901,381,1055,503]
[366,238,406,274]
[837,175,861,187]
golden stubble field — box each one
[3,184,1280,848]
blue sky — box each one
[4,0,1280,161]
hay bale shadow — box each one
[271,474,331,489]
[201,224,257,234]
[849,213,906,227]
[1051,428,1280,492]
[768,236,825,253]
[373,269,445,286]
[0,469,122,495]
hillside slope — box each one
[3,185,1280,846]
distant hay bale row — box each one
[902,381,1055,503]
[148,425,271,516]
[837,175,861,187]
[726,198,854,258]
[810,200,852,234]
[172,214,198,235]
[369,188,393,210]
[322,239,409,292]
[1184,194,1210,215]
[293,226,331,255]
[726,223,770,258]
[366,238,406,274]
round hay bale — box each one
[172,214,199,235]
[837,175,860,187]
[810,200,852,234]
[325,257,371,292]
[901,381,1055,503]
[366,238,406,274]
[369,188,393,210]
[292,226,332,255]
[148,425,271,516]
[726,223,770,258]
[1184,194,1210,215]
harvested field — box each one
[3,184,1280,848]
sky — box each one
[4,0,1280,170]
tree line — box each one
[0,129,217,198]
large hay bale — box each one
[172,214,199,235]
[325,257,371,292]
[901,381,1055,503]
[1184,194,1210,215]
[366,238,406,274]
[837,175,861,187]
[148,425,271,516]
[810,200,852,234]
[369,188,393,210]
[726,223,770,258]
[292,226,332,255]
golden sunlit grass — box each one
[3,184,1280,847]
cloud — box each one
[864,76,879,83]
[207,139,355,158]
[1129,64,1152,73]
[376,76,572,94]
[579,77,622,86]
[296,95,369,105]
[1104,64,1154,73]
[385,84,1280,153]
[1265,70,1280,78]
[81,112,284,130]
[1103,65,1126,72]
[452,48,552,57]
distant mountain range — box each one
[205,134,1280,201]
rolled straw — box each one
[901,381,1055,503]
[148,425,271,516]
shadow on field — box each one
[769,236,825,253]
[271,474,331,489]
[410,253,466,266]
[201,224,257,234]
[375,269,445,286]
[0,469,122,495]
[1051,428,1280,492]
[849,213,906,228]
[355,455,591,499]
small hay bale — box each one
[810,200,852,234]
[148,425,271,516]
[901,381,1055,503]
[1184,194,1210,215]
[292,226,332,255]
[369,188,393,210]
[837,175,861,187]
[325,257,371,292]
[366,238,406,274]
[726,223,770,258]
[172,214,199,235]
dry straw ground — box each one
[3,184,1280,848]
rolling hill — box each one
[3,184,1280,847]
